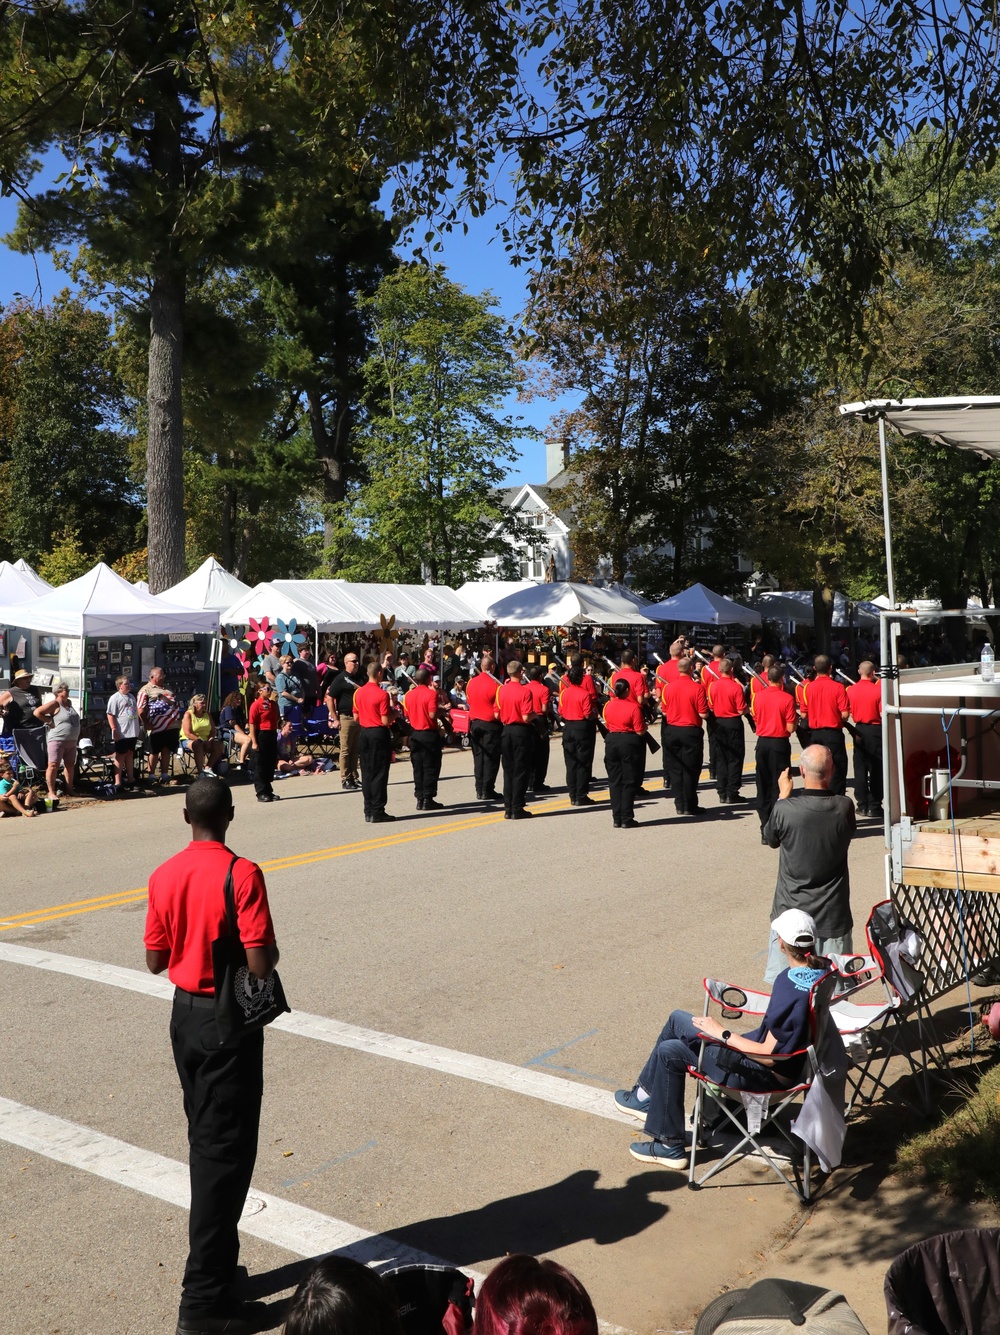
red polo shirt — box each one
[802,674,849,729]
[656,660,680,697]
[663,676,708,727]
[754,684,796,737]
[794,680,808,714]
[611,665,647,703]
[582,673,598,703]
[466,672,500,722]
[527,679,551,715]
[559,680,594,721]
[353,681,391,727]
[848,678,882,725]
[403,683,439,731]
[707,677,746,719]
[602,697,645,733]
[496,679,534,725]
[700,660,725,688]
[144,842,275,996]
[248,696,279,731]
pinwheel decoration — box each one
[219,626,251,674]
[276,618,307,654]
[247,616,272,657]
[376,613,399,655]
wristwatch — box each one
[721,1030,732,1041]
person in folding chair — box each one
[616,909,829,1167]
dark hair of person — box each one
[620,647,634,666]
[414,666,431,685]
[567,665,584,687]
[569,653,584,670]
[529,664,544,680]
[814,654,831,674]
[282,1255,402,1335]
[185,776,233,827]
[613,679,631,699]
[222,691,245,713]
[473,1254,598,1335]
[367,661,381,681]
[767,665,784,684]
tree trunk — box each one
[812,584,834,656]
[146,269,186,591]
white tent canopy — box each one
[0,560,52,605]
[9,559,52,596]
[480,582,657,627]
[162,557,252,614]
[755,590,880,629]
[642,582,759,627]
[0,563,219,637]
[455,580,536,619]
[221,580,483,633]
[840,397,1000,458]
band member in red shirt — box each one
[559,662,598,805]
[403,667,444,811]
[145,778,279,1335]
[661,659,709,816]
[794,666,815,751]
[248,681,280,803]
[706,658,747,803]
[602,679,647,828]
[753,664,797,839]
[698,645,726,780]
[654,639,684,701]
[496,661,536,819]
[699,644,726,689]
[352,661,394,822]
[466,654,502,802]
[801,655,850,796]
[526,664,554,793]
[847,660,883,816]
[611,647,648,704]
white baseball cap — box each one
[770,908,818,948]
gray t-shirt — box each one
[262,653,282,678]
[107,690,142,739]
[49,700,82,742]
[764,790,856,936]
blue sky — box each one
[0,189,565,488]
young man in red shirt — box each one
[145,778,279,1335]
[801,654,850,796]
[661,658,708,816]
[559,661,598,805]
[526,664,554,794]
[654,639,684,700]
[403,666,444,810]
[847,659,883,816]
[248,681,279,803]
[466,654,503,802]
[706,658,747,804]
[753,664,797,840]
[496,660,536,819]
[352,661,394,822]
[610,647,647,705]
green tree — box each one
[336,264,531,584]
[37,529,97,585]
[0,296,140,567]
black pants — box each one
[501,723,533,815]
[810,726,849,796]
[756,735,791,829]
[663,725,704,813]
[853,722,884,810]
[470,719,502,796]
[170,991,264,1318]
[605,732,644,824]
[706,713,718,778]
[359,726,391,815]
[531,724,550,789]
[714,717,745,800]
[253,731,277,798]
[408,729,442,802]
[562,719,597,802]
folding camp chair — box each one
[687,970,840,1203]
[823,948,921,1115]
[302,706,338,760]
[12,726,48,788]
[0,733,22,779]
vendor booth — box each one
[0,561,54,684]
[477,581,657,628]
[642,582,760,629]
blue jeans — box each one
[636,1010,788,1144]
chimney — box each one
[545,431,570,482]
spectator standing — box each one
[705,658,747,804]
[35,680,81,803]
[274,655,304,721]
[467,655,503,802]
[526,664,554,794]
[353,661,395,823]
[847,660,884,817]
[497,660,536,820]
[144,778,279,1335]
[0,667,39,732]
[248,682,280,803]
[403,666,444,810]
[394,652,415,695]
[315,649,338,700]
[138,667,182,785]
[325,652,364,790]
[762,745,856,980]
[753,664,797,841]
[292,645,319,710]
[661,658,708,816]
[106,676,142,793]
[219,647,245,701]
[260,636,283,684]
[801,655,850,796]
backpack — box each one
[382,1265,474,1335]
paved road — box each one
[1,739,888,1334]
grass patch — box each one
[896,1060,1000,1204]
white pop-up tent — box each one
[455,580,536,619]
[642,582,760,627]
[221,580,484,635]
[755,590,880,630]
[481,581,657,627]
[0,560,52,604]
[161,557,252,614]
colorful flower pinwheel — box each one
[247,616,272,656]
[220,624,248,654]
[276,618,307,654]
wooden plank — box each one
[899,867,1000,893]
[903,830,1000,875]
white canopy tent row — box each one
[753,590,881,631]
[641,582,760,628]
[161,556,253,614]
[0,560,53,605]
[457,581,657,627]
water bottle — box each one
[982,642,995,682]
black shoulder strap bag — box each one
[212,855,290,1047]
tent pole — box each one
[879,416,897,606]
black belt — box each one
[173,987,215,1009]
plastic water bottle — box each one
[982,642,995,682]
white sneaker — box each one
[202,767,216,777]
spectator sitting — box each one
[35,679,81,801]
[219,690,252,768]
[616,909,829,1168]
[275,654,305,720]
[450,675,468,709]
[181,694,224,776]
[105,676,141,794]
[276,720,316,775]
[0,757,37,817]
[474,1255,598,1335]
[283,1255,402,1335]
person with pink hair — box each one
[474,1255,598,1335]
